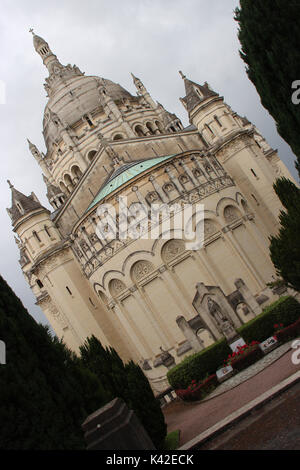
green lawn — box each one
[163,430,180,450]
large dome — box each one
[43,74,135,150]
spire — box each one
[179,73,218,115]
[7,182,45,225]
[131,73,157,108]
[27,138,43,160]
[30,30,84,96]
[42,175,65,209]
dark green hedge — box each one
[167,296,300,390]
[167,338,231,389]
[237,296,300,343]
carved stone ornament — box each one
[162,239,185,262]
[131,260,155,282]
[224,206,239,223]
[109,279,126,296]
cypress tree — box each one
[80,335,167,449]
[0,275,108,449]
[269,178,300,292]
[125,360,167,450]
[235,0,300,173]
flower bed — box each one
[274,317,300,343]
[223,341,263,372]
[175,374,218,402]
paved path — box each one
[199,381,300,450]
[163,347,300,446]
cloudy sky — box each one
[0,0,298,328]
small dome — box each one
[33,33,48,51]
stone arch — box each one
[215,197,237,217]
[196,328,214,347]
[155,120,164,133]
[145,122,155,135]
[161,239,186,265]
[63,173,74,192]
[109,278,127,297]
[70,165,82,182]
[87,150,97,162]
[113,133,124,141]
[59,181,69,195]
[223,205,242,223]
[134,124,146,137]
[130,260,155,283]
[97,290,109,306]
[241,199,250,213]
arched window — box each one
[36,279,44,289]
[205,123,214,135]
[84,115,94,128]
[214,115,222,127]
[71,165,82,181]
[135,125,145,137]
[146,122,155,135]
[250,168,258,178]
[44,225,51,238]
[113,134,124,141]
[66,286,72,296]
[87,150,97,162]
[33,230,41,243]
[64,174,74,191]
[155,121,164,133]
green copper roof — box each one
[87,154,176,212]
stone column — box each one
[160,266,192,318]
[180,159,198,186]
[222,227,265,290]
[149,175,168,203]
[113,302,149,358]
[81,227,97,255]
[133,287,171,349]
[165,166,184,195]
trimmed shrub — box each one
[167,297,300,391]
[167,339,231,389]
[230,344,263,372]
[275,317,300,343]
[175,374,218,402]
[237,296,300,343]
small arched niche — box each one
[223,205,242,223]
[130,260,155,283]
[109,279,127,297]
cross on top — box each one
[29,28,34,35]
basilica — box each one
[7,32,295,393]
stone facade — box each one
[7,32,297,394]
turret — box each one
[6,181,61,261]
[43,175,66,210]
[179,71,242,145]
[27,139,53,180]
